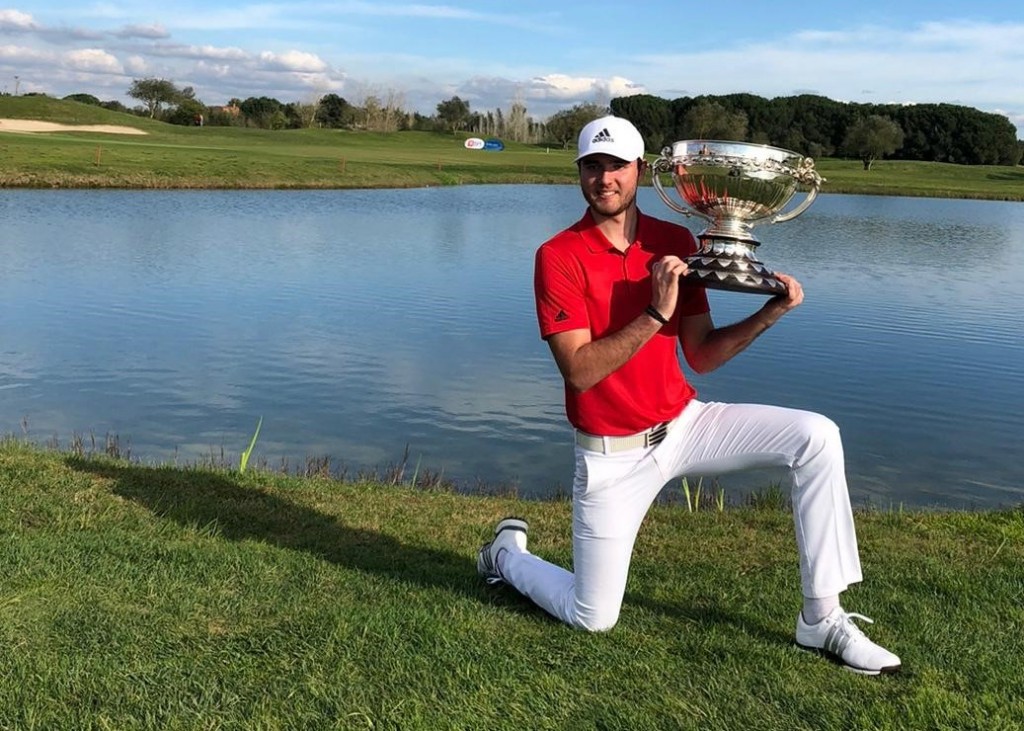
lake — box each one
[1,186,1022,509]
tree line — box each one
[60,79,544,143]
[610,93,1022,167]
[58,78,1024,167]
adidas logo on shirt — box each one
[591,128,613,144]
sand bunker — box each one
[0,118,148,135]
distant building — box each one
[211,104,241,118]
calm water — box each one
[1,187,1022,509]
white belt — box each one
[575,419,672,454]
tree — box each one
[127,78,181,118]
[284,100,318,129]
[506,97,530,143]
[238,96,284,129]
[165,97,207,126]
[63,93,101,106]
[545,103,607,150]
[601,90,1017,166]
[682,99,748,141]
[99,99,130,114]
[317,94,353,128]
[544,109,579,150]
[610,94,669,152]
[779,94,853,155]
[361,95,383,131]
[716,93,777,144]
[406,111,433,131]
[436,96,471,134]
[843,115,904,170]
[472,110,491,136]
[380,89,406,132]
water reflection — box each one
[1,187,1022,509]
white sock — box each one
[802,595,840,624]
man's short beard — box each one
[587,188,637,217]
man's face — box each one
[577,154,644,218]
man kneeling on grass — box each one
[477,116,901,676]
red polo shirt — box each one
[534,209,709,435]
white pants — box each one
[502,400,863,631]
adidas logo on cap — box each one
[575,115,645,162]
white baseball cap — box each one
[575,115,645,162]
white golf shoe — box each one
[796,606,902,675]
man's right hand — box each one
[650,255,689,319]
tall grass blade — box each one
[239,416,263,473]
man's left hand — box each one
[769,272,804,313]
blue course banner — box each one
[483,138,504,151]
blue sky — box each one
[2,1,1023,136]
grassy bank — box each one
[2,440,1022,730]
[3,96,1023,200]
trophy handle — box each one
[650,160,714,223]
[651,167,692,217]
[770,161,824,224]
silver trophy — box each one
[651,140,824,295]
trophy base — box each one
[683,239,787,295]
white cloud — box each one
[294,72,343,94]
[114,23,170,40]
[0,43,54,63]
[791,20,1024,51]
[139,43,249,62]
[528,74,644,101]
[0,11,106,42]
[0,8,1019,136]
[0,43,56,67]
[123,54,148,75]
[1004,111,1024,130]
[0,9,37,31]
[258,50,328,73]
[193,60,234,78]
[910,20,1024,50]
[64,48,123,74]
[443,74,645,119]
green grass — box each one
[3,95,1023,199]
[0,96,575,189]
[811,158,1024,201]
[2,440,1023,730]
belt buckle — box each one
[645,421,668,447]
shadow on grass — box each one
[62,456,790,633]
[64,456,513,608]
[625,594,794,648]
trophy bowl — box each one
[651,140,824,295]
